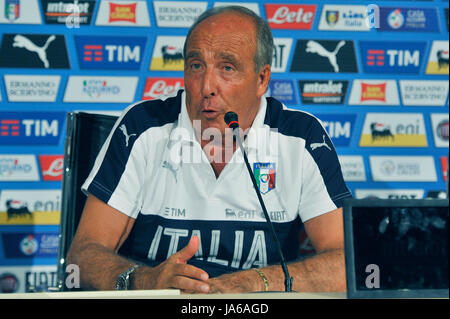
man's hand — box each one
[135,236,210,293]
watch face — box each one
[115,275,128,290]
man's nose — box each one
[201,67,217,98]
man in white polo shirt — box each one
[67,6,352,293]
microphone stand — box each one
[232,127,293,292]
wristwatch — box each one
[115,264,140,290]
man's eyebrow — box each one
[185,51,201,60]
[218,52,239,63]
[218,52,243,68]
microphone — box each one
[224,111,294,292]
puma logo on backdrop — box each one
[306,40,346,72]
[13,34,56,68]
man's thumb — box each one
[174,235,200,264]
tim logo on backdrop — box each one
[0,112,65,145]
[315,114,356,147]
[360,41,426,74]
[75,35,146,70]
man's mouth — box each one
[201,108,221,119]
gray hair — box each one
[183,5,274,73]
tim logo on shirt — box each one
[75,35,146,70]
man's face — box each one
[184,12,270,140]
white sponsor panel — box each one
[4,75,60,102]
[0,265,57,293]
[0,189,61,212]
[370,156,437,182]
[63,76,138,103]
[359,112,427,147]
[154,1,207,28]
[349,80,400,105]
[213,2,260,15]
[354,189,425,199]
[399,80,449,106]
[0,0,42,24]
[0,154,39,181]
[425,40,449,74]
[149,36,186,71]
[338,155,366,182]
[318,5,370,31]
[272,38,293,73]
[430,113,449,148]
[95,0,150,26]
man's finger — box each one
[170,275,210,293]
[174,262,209,282]
[171,235,200,264]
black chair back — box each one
[56,112,118,291]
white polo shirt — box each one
[82,90,351,277]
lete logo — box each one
[265,4,317,29]
[39,155,63,181]
[142,78,184,100]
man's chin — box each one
[192,119,230,138]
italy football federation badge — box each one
[5,0,20,22]
[253,163,276,194]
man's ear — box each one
[256,64,271,98]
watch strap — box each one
[115,264,140,290]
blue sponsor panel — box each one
[268,79,299,106]
[74,35,147,70]
[2,232,59,258]
[0,225,59,266]
[359,41,426,74]
[0,112,65,145]
[379,7,440,32]
[313,114,356,147]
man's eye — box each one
[223,65,233,72]
[191,63,201,70]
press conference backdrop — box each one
[0,0,448,293]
